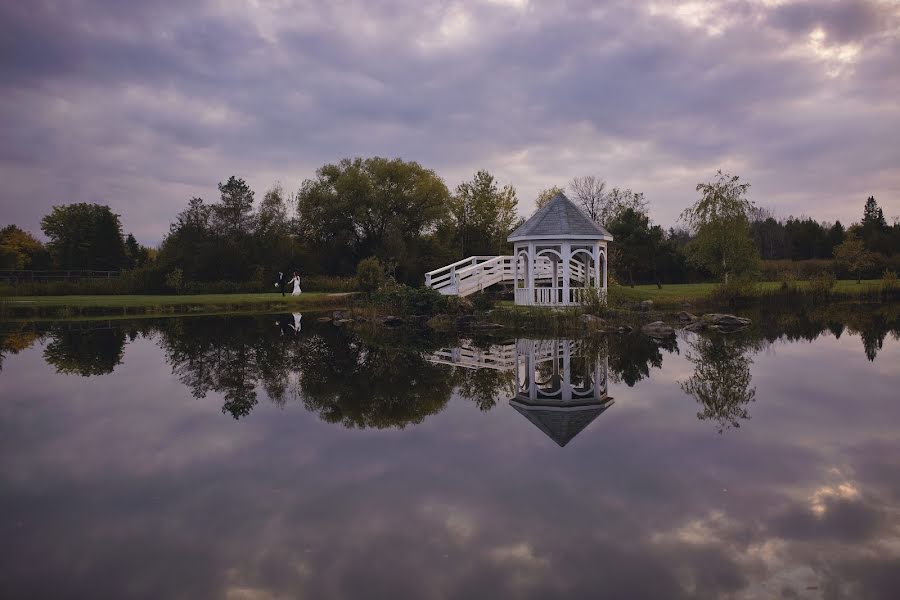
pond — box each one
[2,304,900,599]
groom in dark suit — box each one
[275,271,286,296]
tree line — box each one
[2,157,898,292]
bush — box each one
[471,291,496,312]
[883,270,898,293]
[356,257,386,298]
[373,284,449,315]
[710,276,759,302]
[807,271,836,297]
[165,268,184,294]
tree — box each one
[40,203,127,270]
[0,225,48,269]
[124,233,150,268]
[606,207,665,288]
[535,186,565,209]
[568,176,608,222]
[834,230,875,283]
[451,170,519,257]
[296,157,451,281]
[681,171,758,284]
[213,176,256,237]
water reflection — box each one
[431,339,613,446]
[2,305,900,599]
[680,333,758,433]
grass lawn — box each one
[0,292,352,320]
[611,280,884,304]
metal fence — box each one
[0,270,121,283]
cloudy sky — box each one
[1,0,899,244]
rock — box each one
[677,311,698,322]
[316,316,332,323]
[702,313,751,329]
[617,325,633,334]
[354,316,369,322]
[332,310,346,320]
[455,315,478,329]
[639,300,654,311]
[380,315,405,327]
[579,314,605,329]
[472,322,504,330]
[641,321,675,338]
[684,320,707,332]
[426,314,453,330]
[334,318,354,326]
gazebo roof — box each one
[509,398,614,447]
[508,193,613,242]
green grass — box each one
[0,292,353,320]
[611,280,885,304]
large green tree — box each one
[450,170,519,256]
[40,203,127,270]
[213,176,256,237]
[607,207,666,288]
[296,157,451,280]
[834,230,875,283]
[681,171,759,284]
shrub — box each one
[807,271,836,297]
[356,257,386,298]
[372,284,448,315]
[710,275,759,302]
[165,268,184,294]
[882,269,898,293]
[471,291,495,312]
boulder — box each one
[333,318,355,326]
[332,310,346,320]
[641,321,675,338]
[639,300,654,311]
[702,314,751,329]
[380,315,405,327]
[426,314,453,330]
[316,316,332,323]
[677,311,698,322]
[472,322,504,330]
[617,325,634,334]
[683,320,707,332]
[455,315,478,329]
[579,314,605,329]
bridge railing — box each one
[424,256,498,294]
[454,255,514,296]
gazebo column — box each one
[528,241,536,306]
[602,242,608,292]
[562,340,572,401]
[593,242,601,293]
[562,242,571,305]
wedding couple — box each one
[275,271,302,297]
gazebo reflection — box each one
[510,339,613,447]
[429,338,613,447]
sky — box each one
[1,0,899,245]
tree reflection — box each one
[43,324,126,376]
[453,366,516,411]
[607,333,678,387]
[298,332,454,428]
[680,334,757,433]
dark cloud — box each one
[0,0,898,242]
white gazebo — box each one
[509,193,612,306]
[424,192,612,306]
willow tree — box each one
[681,171,759,284]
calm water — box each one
[2,305,900,599]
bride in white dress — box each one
[288,272,301,296]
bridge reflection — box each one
[430,339,613,447]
